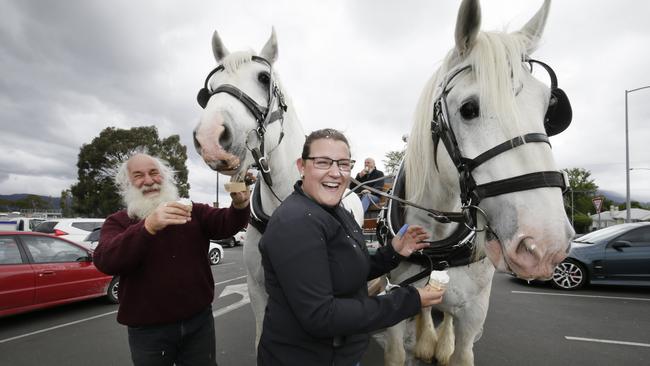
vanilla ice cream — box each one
[177,198,192,208]
[427,270,450,290]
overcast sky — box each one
[1,0,649,209]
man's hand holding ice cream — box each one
[144,198,193,235]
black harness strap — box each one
[249,181,270,233]
[475,170,567,200]
[463,133,550,170]
[212,84,268,122]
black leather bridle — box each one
[431,60,570,211]
[197,56,288,189]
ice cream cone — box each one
[176,198,193,212]
[426,270,449,291]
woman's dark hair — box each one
[301,128,350,159]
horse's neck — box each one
[407,167,462,239]
[259,108,303,213]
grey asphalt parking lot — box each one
[1,246,648,365]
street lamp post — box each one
[625,85,650,223]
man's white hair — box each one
[115,152,179,219]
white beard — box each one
[125,181,179,220]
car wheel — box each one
[228,238,236,248]
[107,276,119,304]
[209,248,221,265]
[551,259,587,290]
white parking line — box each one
[0,275,250,345]
[565,336,650,348]
[0,311,117,344]
[215,275,247,286]
[511,290,650,302]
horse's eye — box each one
[258,72,270,85]
[459,100,479,120]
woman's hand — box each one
[391,224,430,257]
[417,286,445,307]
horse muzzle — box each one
[486,235,569,280]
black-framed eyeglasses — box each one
[304,157,355,172]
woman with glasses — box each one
[257,128,445,366]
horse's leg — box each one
[383,320,407,366]
[413,307,437,363]
[434,312,455,366]
[448,282,492,366]
[243,230,267,348]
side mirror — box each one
[77,254,93,262]
[611,241,631,252]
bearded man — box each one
[93,153,250,366]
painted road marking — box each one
[215,275,247,286]
[1,275,249,344]
[213,283,250,318]
[512,290,650,349]
[565,336,650,348]
[0,311,117,344]
[511,290,650,302]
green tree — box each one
[70,126,189,217]
[563,168,597,233]
[619,201,645,210]
[14,195,49,210]
[60,189,74,217]
[382,150,405,175]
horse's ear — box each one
[517,0,550,53]
[212,30,230,62]
[260,27,278,64]
[454,0,481,58]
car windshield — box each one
[29,219,45,230]
[574,225,638,243]
[85,228,101,242]
[34,221,59,233]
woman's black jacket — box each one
[257,182,421,365]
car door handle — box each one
[38,271,56,277]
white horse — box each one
[379,0,574,365]
[192,29,363,348]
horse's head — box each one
[193,29,284,177]
[406,0,573,280]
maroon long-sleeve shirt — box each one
[93,202,249,326]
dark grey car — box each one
[552,222,650,289]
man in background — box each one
[350,157,385,212]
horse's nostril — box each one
[220,124,233,151]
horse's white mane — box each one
[405,31,531,202]
[221,50,255,73]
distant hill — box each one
[0,194,60,211]
[597,190,626,203]
[596,190,650,207]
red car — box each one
[0,231,118,317]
